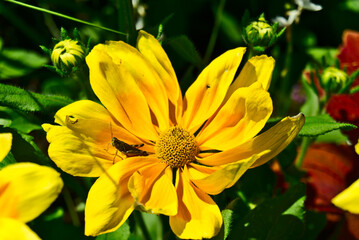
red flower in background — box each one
[327,92,359,144]
[301,143,359,239]
[327,30,359,143]
[338,30,359,76]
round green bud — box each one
[245,16,274,47]
[322,67,348,91]
[51,39,84,73]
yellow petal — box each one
[43,101,143,177]
[169,168,222,239]
[0,133,12,162]
[226,55,275,101]
[181,48,246,133]
[137,31,183,125]
[332,179,359,214]
[355,140,359,155]
[0,218,41,240]
[188,153,266,195]
[0,163,63,223]
[197,113,305,167]
[85,157,156,236]
[197,83,273,151]
[86,41,168,139]
[128,163,177,216]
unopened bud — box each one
[245,15,274,47]
[51,39,84,74]
[322,67,348,91]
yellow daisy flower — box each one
[43,31,304,239]
[0,162,63,240]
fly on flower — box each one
[43,31,304,239]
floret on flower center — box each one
[155,126,198,168]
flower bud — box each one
[51,39,85,74]
[322,67,348,91]
[244,14,275,48]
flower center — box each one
[155,127,199,168]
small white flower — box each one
[273,0,322,27]
[295,0,323,11]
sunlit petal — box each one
[181,48,246,133]
[197,114,305,167]
[332,179,359,214]
[188,153,265,195]
[0,163,63,223]
[0,218,40,240]
[197,83,272,151]
[169,168,222,239]
[43,101,144,177]
[0,133,12,162]
[137,30,183,125]
[225,55,275,103]
[86,42,168,139]
[128,163,177,216]
[85,157,156,236]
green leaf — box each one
[236,164,276,203]
[340,0,359,13]
[0,83,73,113]
[95,221,130,240]
[228,183,306,240]
[306,48,338,66]
[32,207,91,240]
[0,48,47,79]
[300,78,319,117]
[0,106,41,133]
[316,129,349,143]
[166,35,203,66]
[222,209,234,239]
[131,212,162,240]
[0,127,51,166]
[220,12,242,43]
[298,114,356,137]
[0,151,16,169]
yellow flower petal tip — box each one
[0,218,41,240]
[0,133,12,162]
[332,179,359,214]
[44,30,304,239]
[0,162,63,222]
[355,140,359,155]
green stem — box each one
[278,26,293,116]
[134,211,151,240]
[296,137,311,168]
[203,0,226,65]
[4,0,127,36]
[62,187,81,227]
[116,0,136,44]
[73,67,96,100]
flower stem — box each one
[203,0,226,65]
[134,211,151,240]
[4,0,127,36]
[296,137,311,168]
[116,0,136,45]
[62,187,81,227]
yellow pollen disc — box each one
[155,126,199,168]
